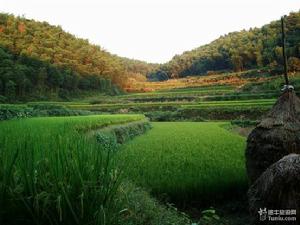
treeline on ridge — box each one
[1,11,300,101]
[149,11,300,80]
[0,13,157,101]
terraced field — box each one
[2,73,299,225]
[65,98,275,110]
[1,84,279,122]
[121,86,235,97]
[119,122,247,203]
[0,114,249,225]
[126,70,277,92]
[0,114,146,225]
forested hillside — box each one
[1,11,300,101]
[0,13,156,101]
[150,11,300,80]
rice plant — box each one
[0,114,144,225]
[119,122,248,203]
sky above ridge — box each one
[0,0,299,63]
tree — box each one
[47,66,63,91]
[152,11,300,78]
[288,57,300,72]
[5,80,16,99]
[0,12,157,97]
[36,67,47,92]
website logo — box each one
[258,208,267,221]
[258,208,297,222]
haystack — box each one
[246,88,300,184]
[248,154,300,225]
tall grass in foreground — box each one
[120,122,247,204]
[0,115,144,225]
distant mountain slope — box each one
[0,13,156,101]
[150,11,300,80]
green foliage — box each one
[178,107,269,121]
[241,74,300,93]
[0,95,7,103]
[66,97,273,121]
[198,208,221,225]
[96,132,118,151]
[96,120,152,144]
[0,114,145,225]
[0,13,157,101]
[147,70,169,81]
[203,92,279,101]
[152,11,300,79]
[122,86,234,97]
[113,121,151,143]
[230,120,258,128]
[0,104,92,120]
[119,122,248,203]
[289,57,300,72]
[0,45,119,102]
[0,104,32,120]
[145,111,184,121]
[0,114,190,225]
[115,182,190,225]
[119,57,159,78]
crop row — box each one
[0,115,145,225]
[118,122,248,203]
[66,99,275,110]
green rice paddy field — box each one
[0,115,248,224]
[0,115,145,225]
[119,122,247,203]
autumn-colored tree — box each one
[151,11,300,79]
[0,13,157,101]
